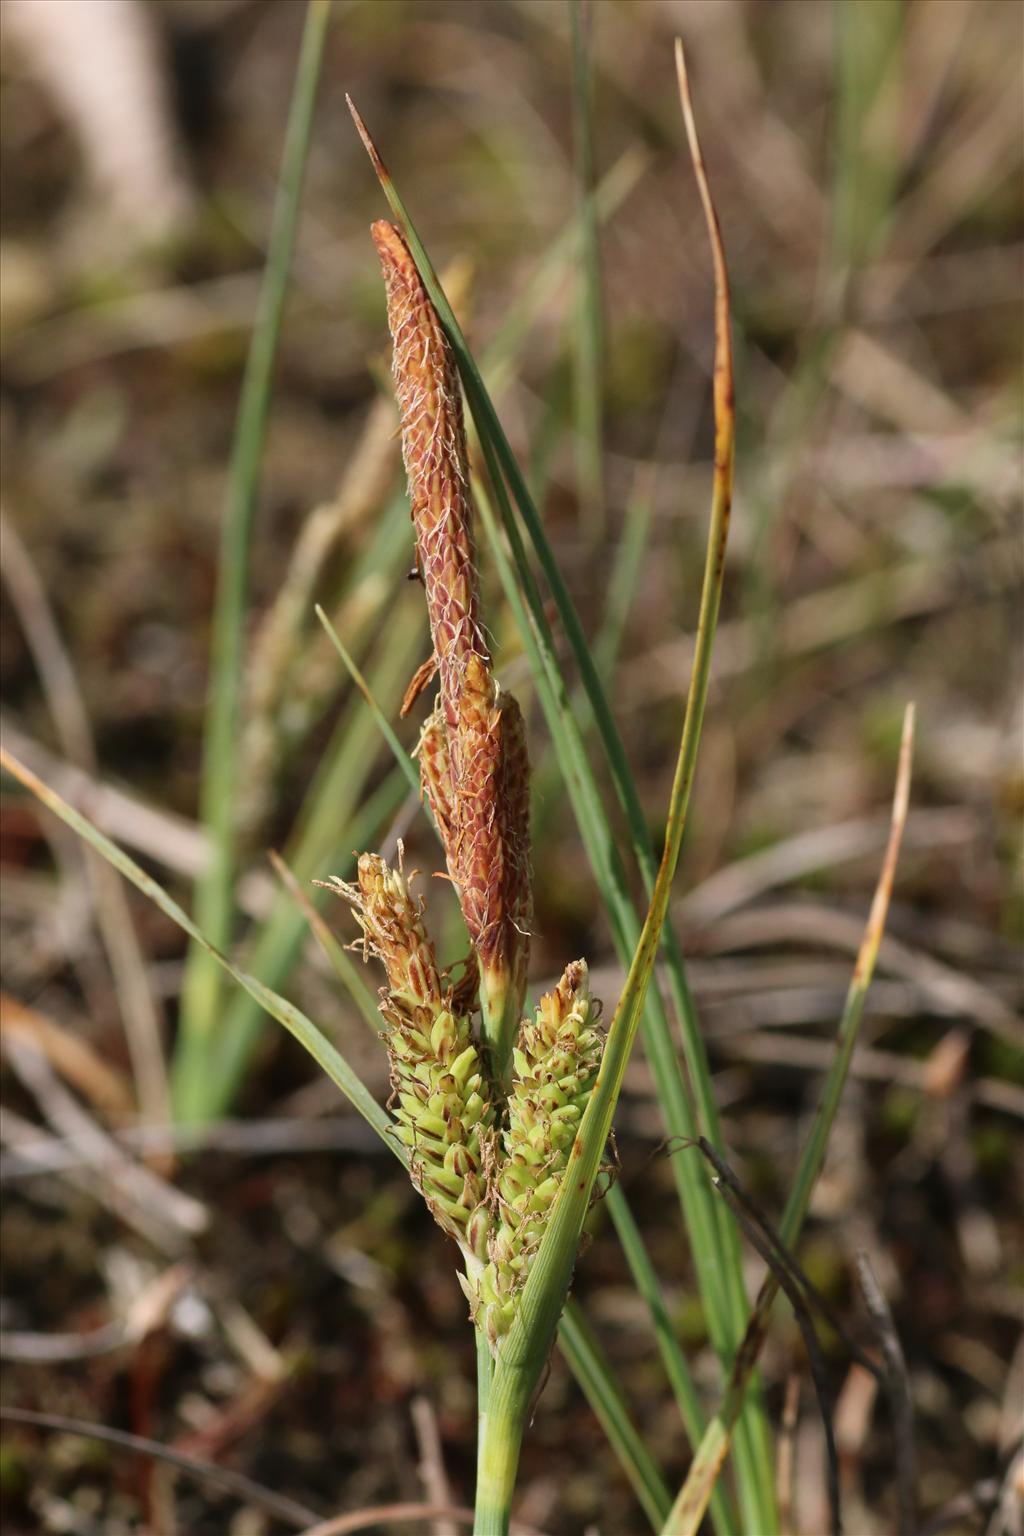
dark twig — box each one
[855,1252,917,1535]
[694,1136,883,1380]
[0,1407,322,1528]
[711,1175,842,1535]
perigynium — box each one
[327,220,606,1360]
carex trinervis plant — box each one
[320,45,738,1518]
[0,35,736,1528]
[0,20,919,1535]
[319,58,914,1529]
[325,216,604,1366]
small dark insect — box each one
[407,562,424,583]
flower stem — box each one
[474,1389,525,1536]
[476,1330,494,1490]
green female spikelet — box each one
[469,960,604,1351]
[326,852,495,1266]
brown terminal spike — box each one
[371,219,489,735]
[371,218,531,1072]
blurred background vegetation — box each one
[1,1,1021,1533]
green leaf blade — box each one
[176,0,333,1112]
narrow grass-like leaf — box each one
[176,484,412,1115]
[692,1139,885,1380]
[347,53,776,1528]
[558,1302,671,1530]
[834,0,904,273]
[660,703,916,1536]
[603,1182,737,1536]
[268,849,381,1036]
[473,469,735,1536]
[315,607,421,799]
[742,0,904,653]
[592,480,653,681]
[175,130,642,1125]
[177,0,332,1107]
[0,746,397,1157]
[484,148,646,389]
[485,68,756,1527]
[569,0,605,539]
[779,709,914,1247]
[497,49,775,1522]
[528,476,653,853]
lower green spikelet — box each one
[325,851,496,1270]
[467,960,604,1353]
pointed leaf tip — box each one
[346,93,390,187]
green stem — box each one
[475,1387,525,1536]
[476,1329,494,1495]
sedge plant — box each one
[315,45,743,1528]
[0,20,920,1534]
